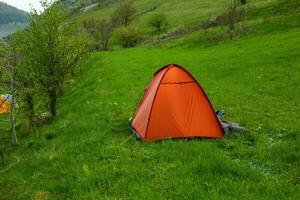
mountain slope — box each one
[0,2,28,38]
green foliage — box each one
[148,13,168,34]
[0,39,22,145]
[114,25,141,48]
[20,1,91,118]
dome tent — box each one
[131,64,224,141]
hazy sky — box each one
[1,0,46,12]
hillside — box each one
[72,0,278,34]
[74,0,230,36]
[1,0,300,199]
[0,2,28,38]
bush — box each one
[148,13,168,34]
[114,25,141,48]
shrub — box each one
[114,25,141,48]
[148,13,168,34]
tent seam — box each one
[144,66,172,140]
[160,81,195,84]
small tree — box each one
[111,0,137,27]
[148,13,168,35]
[0,41,21,145]
[228,0,247,39]
[12,31,38,130]
[99,19,113,51]
[22,1,91,118]
[114,25,140,48]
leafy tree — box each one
[21,1,91,118]
[148,13,168,34]
[0,40,21,145]
[111,0,137,27]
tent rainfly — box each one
[131,64,224,141]
[0,94,12,114]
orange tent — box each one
[0,95,10,114]
[131,64,224,141]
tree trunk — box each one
[0,138,4,164]
[49,89,57,118]
[10,98,18,145]
[25,92,34,129]
[101,31,109,51]
[229,0,236,40]
[10,63,18,145]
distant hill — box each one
[57,0,119,12]
[58,0,77,10]
[0,2,28,38]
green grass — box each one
[1,0,300,199]
[1,28,299,200]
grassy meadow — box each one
[0,0,300,199]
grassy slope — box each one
[1,0,300,199]
[76,0,256,33]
